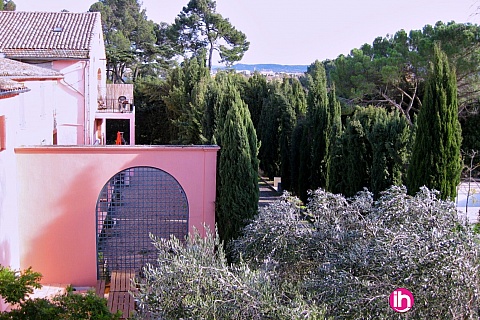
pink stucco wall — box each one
[0,95,21,272]
[15,145,219,286]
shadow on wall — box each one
[20,163,100,286]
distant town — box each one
[212,63,308,78]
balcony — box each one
[97,97,133,113]
[97,84,134,113]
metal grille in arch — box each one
[96,167,188,280]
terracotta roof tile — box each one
[0,58,63,78]
[0,78,25,90]
[0,11,100,59]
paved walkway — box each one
[258,177,281,208]
[456,181,480,223]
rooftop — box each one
[0,78,28,95]
[0,57,63,79]
[0,11,100,59]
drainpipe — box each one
[58,61,88,144]
[83,60,90,145]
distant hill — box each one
[213,64,308,73]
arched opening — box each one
[96,167,188,280]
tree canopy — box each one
[89,0,176,82]
[0,0,15,10]
[331,21,480,123]
[170,0,250,70]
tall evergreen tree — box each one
[163,54,210,144]
[257,82,281,178]
[290,120,307,197]
[407,44,462,199]
[278,83,297,191]
[215,77,258,244]
[289,77,307,117]
[304,60,329,194]
[342,117,371,197]
[243,72,268,131]
[325,84,342,192]
[135,77,175,144]
[329,106,412,197]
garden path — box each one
[258,176,281,208]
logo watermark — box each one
[389,288,414,313]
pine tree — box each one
[407,44,462,200]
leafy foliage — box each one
[325,84,343,192]
[242,72,268,132]
[89,0,173,82]
[331,21,480,122]
[233,186,480,319]
[0,0,15,11]
[0,267,119,319]
[170,0,249,69]
[132,230,327,320]
[1,290,120,320]
[0,266,41,304]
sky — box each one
[12,0,480,65]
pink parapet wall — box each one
[14,146,219,287]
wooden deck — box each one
[96,270,136,319]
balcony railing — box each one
[97,84,134,113]
[97,97,134,113]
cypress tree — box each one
[257,82,281,178]
[407,44,462,200]
[164,54,210,144]
[325,84,343,192]
[297,124,311,202]
[306,60,329,191]
[278,89,296,191]
[342,117,371,197]
[289,77,307,117]
[328,106,412,197]
[243,72,268,131]
[290,120,306,197]
[215,78,259,244]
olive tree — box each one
[233,186,480,319]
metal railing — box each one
[97,98,134,113]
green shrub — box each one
[0,266,42,304]
[0,266,120,319]
[0,298,60,320]
[1,290,121,320]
